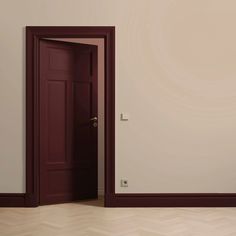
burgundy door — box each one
[39,39,98,205]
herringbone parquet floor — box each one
[1,197,236,236]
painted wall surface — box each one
[1,0,236,193]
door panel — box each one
[75,48,93,80]
[39,40,98,205]
[74,44,98,199]
[47,81,67,163]
[74,83,92,161]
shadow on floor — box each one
[74,196,104,207]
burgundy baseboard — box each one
[0,193,26,207]
[1,193,236,207]
[106,193,236,207]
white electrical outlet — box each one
[120,179,128,187]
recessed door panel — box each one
[49,48,74,71]
[74,83,92,163]
[76,51,93,80]
[47,81,67,163]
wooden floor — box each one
[1,198,236,236]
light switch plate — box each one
[120,113,129,121]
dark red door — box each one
[39,39,98,205]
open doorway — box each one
[46,37,105,199]
[26,27,115,207]
[38,38,104,205]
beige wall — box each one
[1,0,236,193]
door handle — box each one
[90,117,98,128]
[90,117,98,121]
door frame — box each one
[26,26,115,207]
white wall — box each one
[1,0,236,193]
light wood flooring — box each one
[1,197,236,235]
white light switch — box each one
[120,113,129,121]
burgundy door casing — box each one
[26,27,115,207]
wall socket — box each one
[120,179,128,187]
